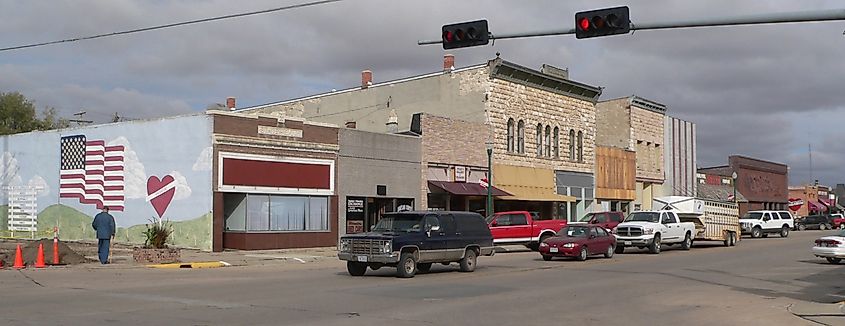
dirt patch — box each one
[0,239,91,267]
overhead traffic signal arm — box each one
[575,6,631,39]
[442,20,490,49]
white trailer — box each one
[654,196,741,247]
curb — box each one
[146,261,231,269]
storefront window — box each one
[225,193,330,232]
[223,193,247,231]
[247,194,271,231]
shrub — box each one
[143,219,173,249]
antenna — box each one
[809,143,813,184]
[69,110,93,126]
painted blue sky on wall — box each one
[0,114,213,227]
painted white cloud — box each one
[0,152,20,186]
[170,170,192,201]
[192,146,212,171]
[27,175,50,197]
[108,136,147,199]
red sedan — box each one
[539,223,617,261]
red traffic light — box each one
[578,17,590,31]
[442,20,489,49]
[442,31,454,42]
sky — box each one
[1,0,843,187]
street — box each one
[1,230,843,325]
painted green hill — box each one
[120,213,212,250]
[37,204,97,240]
[0,205,7,231]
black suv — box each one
[795,215,834,231]
[338,211,494,278]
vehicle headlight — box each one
[382,241,392,253]
[644,228,654,235]
[539,242,549,247]
[563,243,576,248]
[339,239,349,252]
[611,227,618,234]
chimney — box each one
[386,109,399,133]
[345,121,356,129]
[361,70,372,89]
[443,54,455,72]
[226,97,236,111]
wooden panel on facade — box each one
[595,146,636,200]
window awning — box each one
[819,198,832,206]
[809,200,827,212]
[428,181,511,196]
[493,164,576,202]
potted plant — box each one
[132,218,181,264]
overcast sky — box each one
[1,0,843,187]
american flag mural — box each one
[59,135,125,211]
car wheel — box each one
[751,227,762,238]
[826,257,842,264]
[542,254,553,261]
[346,261,367,276]
[798,224,806,231]
[459,249,477,272]
[681,233,692,250]
[417,263,432,273]
[615,245,625,254]
[780,226,789,238]
[820,224,827,230]
[648,234,661,254]
[604,245,614,258]
[577,247,588,261]
[723,233,731,247]
[396,252,417,278]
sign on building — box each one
[6,186,41,233]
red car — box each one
[539,223,617,261]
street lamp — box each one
[731,172,738,204]
[486,140,494,217]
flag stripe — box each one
[59,136,125,211]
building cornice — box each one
[489,59,602,103]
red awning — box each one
[819,198,831,206]
[428,181,511,196]
[809,200,827,212]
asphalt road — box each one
[1,230,843,326]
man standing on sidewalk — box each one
[92,206,116,264]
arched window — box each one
[506,118,515,153]
[544,125,551,158]
[569,129,576,161]
[553,127,559,158]
[577,130,584,162]
[517,120,525,154]
[536,123,543,157]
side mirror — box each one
[589,234,596,239]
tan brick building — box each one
[596,96,666,211]
[239,56,602,220]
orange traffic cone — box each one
[34,243,47,268]
[52,237,60,265]
[13,244,25,269]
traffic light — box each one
[575,6,630,39]
[442,20,489,49]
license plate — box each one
[550,247,559,253]
[356,256,368,262]
[624,241,632,246]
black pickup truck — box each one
[338,211,494,278]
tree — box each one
[0,91,70,135]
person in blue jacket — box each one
[92,206,116,264]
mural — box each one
[0,114,214,250]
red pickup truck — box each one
[487,211,568,250]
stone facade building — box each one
[239,56,602,221]
[596,96,666,211]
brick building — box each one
[698,155,788,216]
[596,96,666,211]
[238,56,602,221]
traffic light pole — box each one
[418,8,845,45]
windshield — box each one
[559,226,589,238]
[579,214,594,222]
[742,212,764,220]
[372,214,424,232]
[625,212,660,223]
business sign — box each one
[788,198,804,211]
[479,178,489,188]
[454,166,467,182]
[346,220,364,234]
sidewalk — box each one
[94,245,341,268]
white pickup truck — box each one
[613,210,696,254]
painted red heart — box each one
[147,175,176,218]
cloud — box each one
[108,136,147,199]
[170,170,192,201]
[192,147,212,171]
[27,175,50,197]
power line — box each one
[0,0,344,52]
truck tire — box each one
[396,252,417,278]
[820,224,827,230]
[730,232,738,246]
[604,245,614,258]
[681,233,692,250]
[577,247,588,261]
[723,233,731,247]
[614,245,625,254]
[826,257,842,264]
[417,263,432,273]
[798,224,806,231]
[459,249,477,272]
[779,226,789,238]
[347,261,367,276]
[648,234,661,254]
[751,227,762,238]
